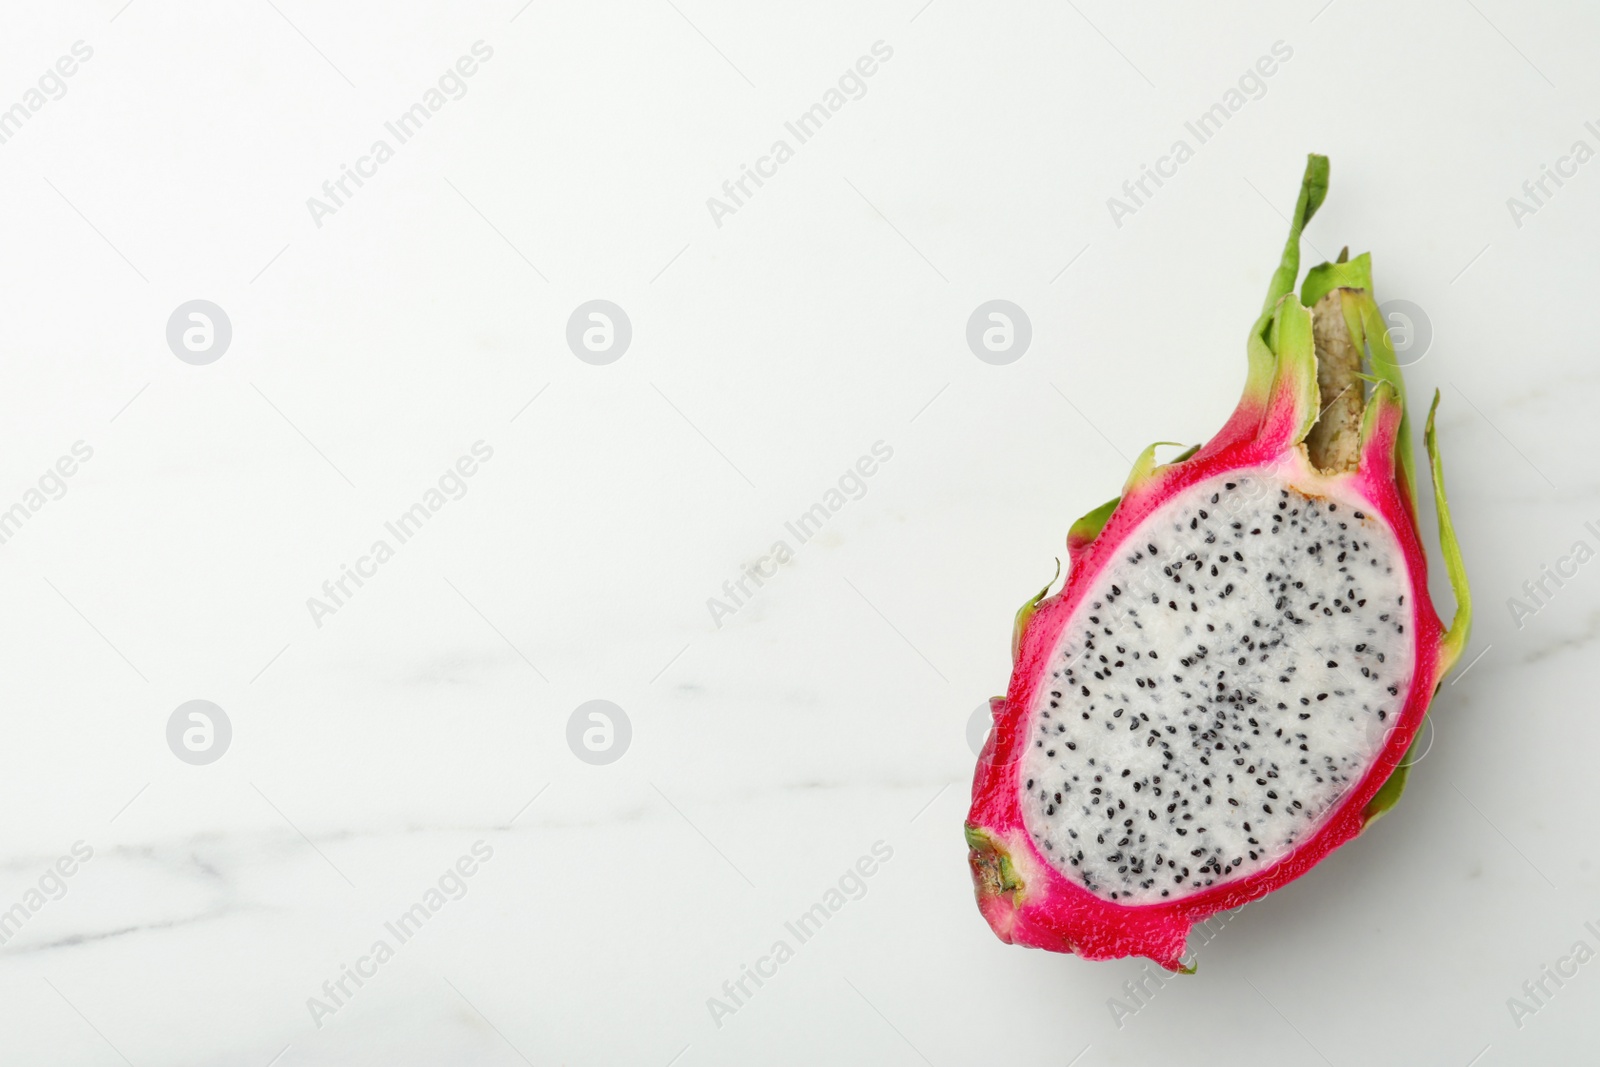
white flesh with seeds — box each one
[1019,469,1415,903]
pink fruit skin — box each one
[967,384,1447,971]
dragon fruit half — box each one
[965,155,1472,971]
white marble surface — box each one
[0,1,1596,1064]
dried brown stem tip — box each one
[1305,289,1365,473]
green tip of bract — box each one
[1243,156,1333,413]
[1067,444,1199,562]
[1427,390,1473,676]
[1362,740,1415,825]
[1012,558,1061,662]
[1068,497,1121,550]
[1262,154,1330,316]
[1301,252,1372,309]
[1357,377,1402,455]
[1122,441,1192,495]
